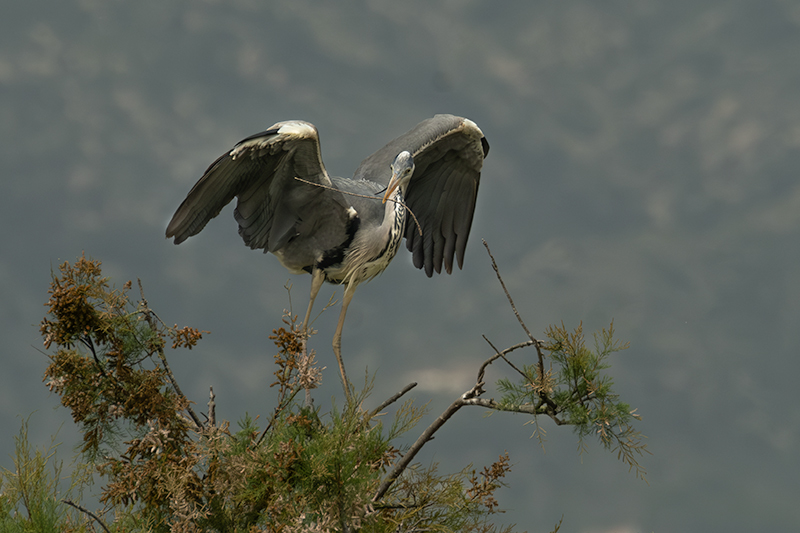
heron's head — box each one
[382,151,415,204]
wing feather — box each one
[355,115,488,277]
[166,121,350,267]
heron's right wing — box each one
[166,121,347,253]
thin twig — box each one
[370,382,418,418]
[482,240,536,342]
[294,176,423,236]
[482,335,558,414]
[138,279,203,431]
[483,239,551,384]
[62,499,111,533]
[475,338,562,420]
[479,336,534,383]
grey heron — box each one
[166,114,489,397]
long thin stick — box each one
[479,337,535,384]
[482,240,535,341]
[294,177,423,236]
[370,382,418,418]
[482,240,549,381]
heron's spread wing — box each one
[353,114,489,277]
[166,121,349,259]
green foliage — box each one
[0,418,94,533]
[496,322,648,479]
[30,253,647,531]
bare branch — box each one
[373,395,466,503]
[137,279,203,431]
[461,397,565,424]
[482,240,536,342]
[370,382,418,418]
[479,336,534,384]
[372,341,569,504]
[482,240,551,387]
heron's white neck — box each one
[338,188,406,288]
[381,188,406,241]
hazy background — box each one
[2,1,799,531]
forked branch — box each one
[372,240,646,502]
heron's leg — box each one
[332,283,356,403]
[303,268,326,333]
[300,268,325,408]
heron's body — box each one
[166,114,489,398]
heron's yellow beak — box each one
[382,171,401,204]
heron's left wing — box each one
[355,115,489,276]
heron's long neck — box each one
[380,187,406,255]
[384,187,406,228]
